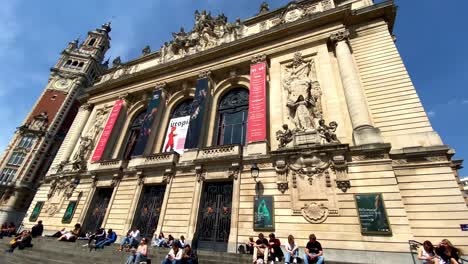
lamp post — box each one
[251,163,259,182]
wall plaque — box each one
[62,201,78,224]
[355,193,392,235]
[29,201,44,222]
[254,195,275,231]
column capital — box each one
[155,81,167,89]
[251,53,267,64]
[79,103,94,111]
[198,70,212,79]
[329,29,350,44]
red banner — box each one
[247,62,267,143]
[91,100,124,161]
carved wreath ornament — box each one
[302,202,329,224]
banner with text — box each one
[184,78,209,149]
[133,89,163,155]
[247,62,267,143]
[91,100,124,161]
[162,115,190,154]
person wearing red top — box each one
[268,233,284,263]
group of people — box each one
[245,233,324,264]
[3,220,43,253]
[418,239,463,264]
[0,222,17,238]
[152,232,186,248]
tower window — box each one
[18,136,35,149]
[78,62,84,68]
[88,38,96,46]
[7,152,26,166]
[51,95,57,100]
[65,60,72,66]
[0,168,17,183]
[72,61,78,67]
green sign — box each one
[29,201,44,222]
[62,201,78,224]
[254,196,274,231]
[355,193,392,235]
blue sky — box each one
[1,0,467,176]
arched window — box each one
[122,110,146,160]
[161,99,193,153]
[215,88,249,146]
[88,38,96,46]
[72,61,78,67]
[65,60,72,66]
[78,62,84,68]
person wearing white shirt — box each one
[161,243,183,264]
[285,235,299,264]
[118,227,141,251]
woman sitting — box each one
[125,238,149,264]
[435,239,461,264]
[162,242,183,264]
[58,223,81,242]
[6,230,32,253]
[418,240,436,264]
[284,235,299,264]
[163,234,175,248]
[153,232,166,247]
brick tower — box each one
[0,23,111,225]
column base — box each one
[353,126,383,145]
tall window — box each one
[122,110,146,160]
[0,168,17,183]
[18,136,35,149]
[216,88,249,146]
[172,99,193,119]
[8,152,26,166]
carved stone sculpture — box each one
[71,136,92,171]
[112,56,122,67]
[317,119,340,144]
[283,52,321,131]
[259,2,270,14]
[142,45,151,55]
[276,124,293,148]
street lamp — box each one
[251,163,260,182]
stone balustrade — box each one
[196,145,242,162]
[88,159,125,173]
[128,153,179,169]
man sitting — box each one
[118,226,141,251]
[86,227,106,249]
[5,230,32,253]
[95,229,117,249]
[303,234,324,264]
[31,220,44,238]
[253,233,269,264]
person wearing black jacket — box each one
[31,220,43,238]
[253,233,269,263]
[6,230,32,253]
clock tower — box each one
[0,23,111,225]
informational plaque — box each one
[247,62,267,143]
[29,201,44,222]
[461,224,468,231]
[355,193,392,235]
[62,201,78,224]
[92,100,124,161]
[254,195,274,231]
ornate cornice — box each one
[251,53,267,64]
[329,29,350,43]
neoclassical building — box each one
[15,0,468,262]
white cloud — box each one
[427,110,436,117]
[462,99,468,105]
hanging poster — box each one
[355,193,392,235]
[133,89,163,155]
[29,201,44,222]
[162,115,191,154]
[185,78,209,149]
[62,201,78,224]
[92,100,124,161]
[254,195,275,231]
[247,62,267,143]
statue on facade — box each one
[259,2,270,14]
[317,119,339,144]
[283,52,321,131]
[86,108,108,141]
[276,124,294,148]
[71,136,92,171]
[141,45,151,55]
[112,56,122,67]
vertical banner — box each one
[184,78,209,149]
[247,62,267,143]
[162,116,190,154]
[133,89,163,155]
[91,100,124,161]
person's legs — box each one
[134,252,147,263]
[285,252,291,263]
[125,254,136,264]
[262,248,268,263]
[303,253,310,264]
[316,256,324,264]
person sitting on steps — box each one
[125,237,149,264]
[284,235,299,264]
[5,230,32,253]
[162,242,183,264]
[95,229,117,249]
[253,233,269,264]
[303,234,324,264]
[153,232,166,247]
[268,233,284,264]
[31,220,44,238]
[85,227,106,249]
[181,244,196,264]
[57,223,81,242]
[119,226,141,251]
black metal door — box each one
[196,181,233,251]
[82,188,113,234]
[132,185,166,238]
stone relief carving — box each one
[18,112,49,136]
[45,176,79,216]
[277,52,339,148]
[71,136,92,171]
[274,152,350,223]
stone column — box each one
[330,29,383,145]
[61,103,94,162]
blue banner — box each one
[133,89,163,155]
[185,78,209,149]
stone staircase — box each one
[0,237,359,264]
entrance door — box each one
[132,185,166,238]
[82,188,113,234]
[195,181,233,252]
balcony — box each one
[128,152,179,170]
[195,145,242,163]
[88,159,126,174]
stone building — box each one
[18,0,468,263]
